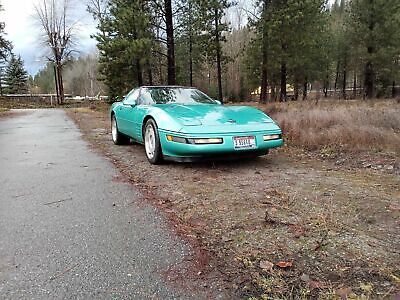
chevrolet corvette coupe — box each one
[110,86,283,164]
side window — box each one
[124,89,140,105]
[139,89,154,105]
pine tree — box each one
[348,0,400,99]
[94,0,153,98]
[175,0,203,87]
[195,0,231,102]
[246,0,329,102]
[0,5,12,61]
[4,55,28,94]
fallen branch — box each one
[43,197,73,206]
[49,263,79,281]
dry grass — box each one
[251,99,400,154]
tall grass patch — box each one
[263,100,400,153]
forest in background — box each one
[1,0,400,102]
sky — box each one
[1,0,97,75]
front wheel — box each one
[111,115,129,145]
[144,119,163,164]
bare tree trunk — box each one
[342,63,347,99]
[148,62,153,85]
[294,79,299,101]
[165,0,176,85]
[188,2,193,87]
[214,8,223,103]
[271,85,277,102]
[364,58,374,99]
[323,74,329,98]
[260,60,268,103]
[364,2,375,99]
[260,0,272,103]
[57,63,65,104]
[260,0,269,103]
[189,34,193,87]
[0,68,3,96]
[302,79,308,101]
[353,71,357,99]
[159,60,164,84]
[334,61,340,98]
[53,64,60,104]
[136,60,143,86]
[279,62,287,102]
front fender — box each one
[110,102,122,119]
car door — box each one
[133,91,153,143]
[117,88,140,137]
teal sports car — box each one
[110,86,283,164]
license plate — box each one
[233,136,256,150]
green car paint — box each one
[110,86,283,162]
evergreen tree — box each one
[149,0,180,85]
[0,4,12,95]
[94,0,153,98]
[0,4,12,61]
[175,0,203,87]
[4,55,28,94]
[32,62,56,94]
[246,0,329,102]
[195,0,231,102]
[348,0,400,99]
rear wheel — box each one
[144,119,163,164]
[111,115,129,145]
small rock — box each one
[222,236,233,242]
[112,203,116,207]
[300,273,310,282]
[389,203,400,212]
[336,287,352,299]
[260,260,274,271]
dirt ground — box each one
[65,105,399,299]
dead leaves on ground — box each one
[276,261,293,269]
[259,259,293,271]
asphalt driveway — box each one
[0,109,210,299]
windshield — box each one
[141,87,218,105]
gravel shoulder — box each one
[67,106,400,299]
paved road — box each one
[0,110,205,299]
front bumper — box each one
[158,129,284,159]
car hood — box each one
[156,104,275,127]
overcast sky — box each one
[1,0,97,75]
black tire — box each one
[111,115,130,145]
[143,119,163,164]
